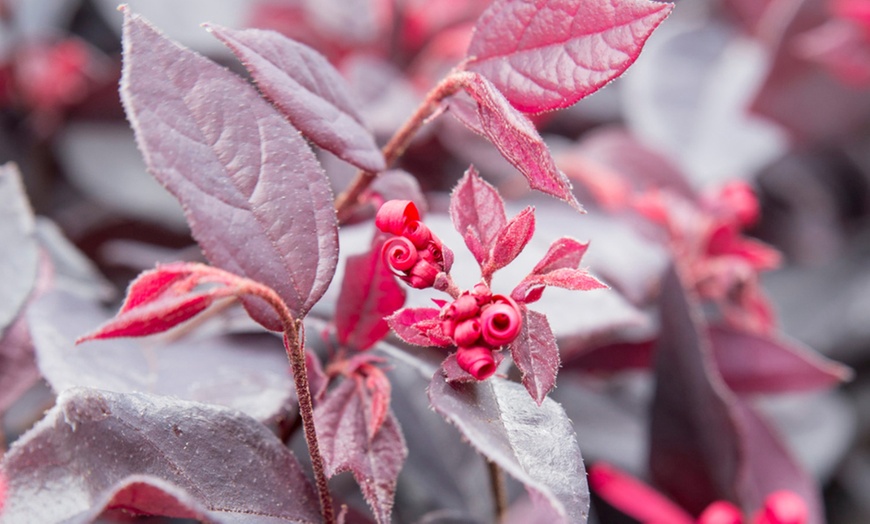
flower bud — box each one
[480,296,522,347]
[405,259,440,289]
[456,346,497,380]
[382,236,418,272]
[453,319,482,347]
[404,220,432,249]
[697,501,742,524]
[375,200,420,235]
[445,294,480,321]
[471,283,493,305]
[756,491,806,524]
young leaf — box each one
[488,206,536,276]
[510,309,560,405]
[532,237,590,275]
[0,163,38,338]
[0,388,321,523]
[428,373,589,523]
[465,0,674,113]
[336,241,406,351]
[119,9,338,329]
[512,268,607,303]
[207,25,386,173]
[708,325,852,394]
[449,165,507,266]
[453,72,582,210]
[386,307,452,347]
[315,378,407,524]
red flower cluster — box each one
[439,284,522,380]
[376,200,452,289]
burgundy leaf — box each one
[510,309,560,405]
[449,165,507,266]
[386,307,452,347]
[512,267,607,303]
[0,388,320,523]
[336,242,406,351]
[453,72,582,210]
[532,237,590,275]
[709,325,852,395]
[428,373,589,523]
[30,290,297,427]
[488,206,536,275]
[649,267,743,515]
[0,163,37,338]
[207,25,385,172]
[315,378,407,524]
[120,9,338,329]
[465,0,674,112]
[732,400,824,524]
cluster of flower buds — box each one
[376,200,451,289]
[439,284,522,380]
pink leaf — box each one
[453,72,582,210]
[449,165,507,266]
[119,9,338,329]
[336,242,406,351]
[386,307,452,347]
[466,0,674,112]
[708,325,852,394]
[588,463,693,524]
[513,268,607,303]
[488,206,536,276]
[207,25,385,173]
[532,237,590,275]
[315,379,407,524]
[510,309,560,405]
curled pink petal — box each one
[405,259,440,289]
[480,295,522,347]
[444,294,480,321]
[698,501,742,524]
[404,220,432,249]
[456,346,497,380]
[453,319,482,347]
[755,491,807,524]
[382,236,418,272]
[375,200,420,235]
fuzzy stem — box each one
[487,459,508,522]
[334,72,467,222]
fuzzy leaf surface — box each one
[510,309,560,405]
[336,242,406,351]
[449,165,507,266]
[0,163,37,338]
[466,0,673,112]
[0,388,320,523]
[428,373,589,523]
[489,206,536,275]
[30,290,296,427]
[386,307,452,347]
[207,25,385,172]
[315,378,407,524]
[454,72,581,210]
[120,10,338,328]
[709,325,852,395]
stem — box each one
[334,72,466,222]
[487,459,508,522]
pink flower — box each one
[456,345,498,380]
[383,237,418,271]
[480,296,522,347]
[375,199,419,235]
[376,200,450,289]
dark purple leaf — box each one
[386,307,452,347]
[732,400,824,524]
[452,72,582,210]
[510,309,560,405]
[488,206,535,276]
[649,267,743,514]
[207,25,385,172]
[0,388,320,523]
[709,325,852,395]
[29,290,296,427]
[315,378,407,524]
[466,0,673,112]
[120,9,338,329]
[449,165,507,266]
[336,241,406,351]
[428,372,589,523]
[0,163,37,338]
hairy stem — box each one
[488,459,508,522]
[334,72,466,222]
